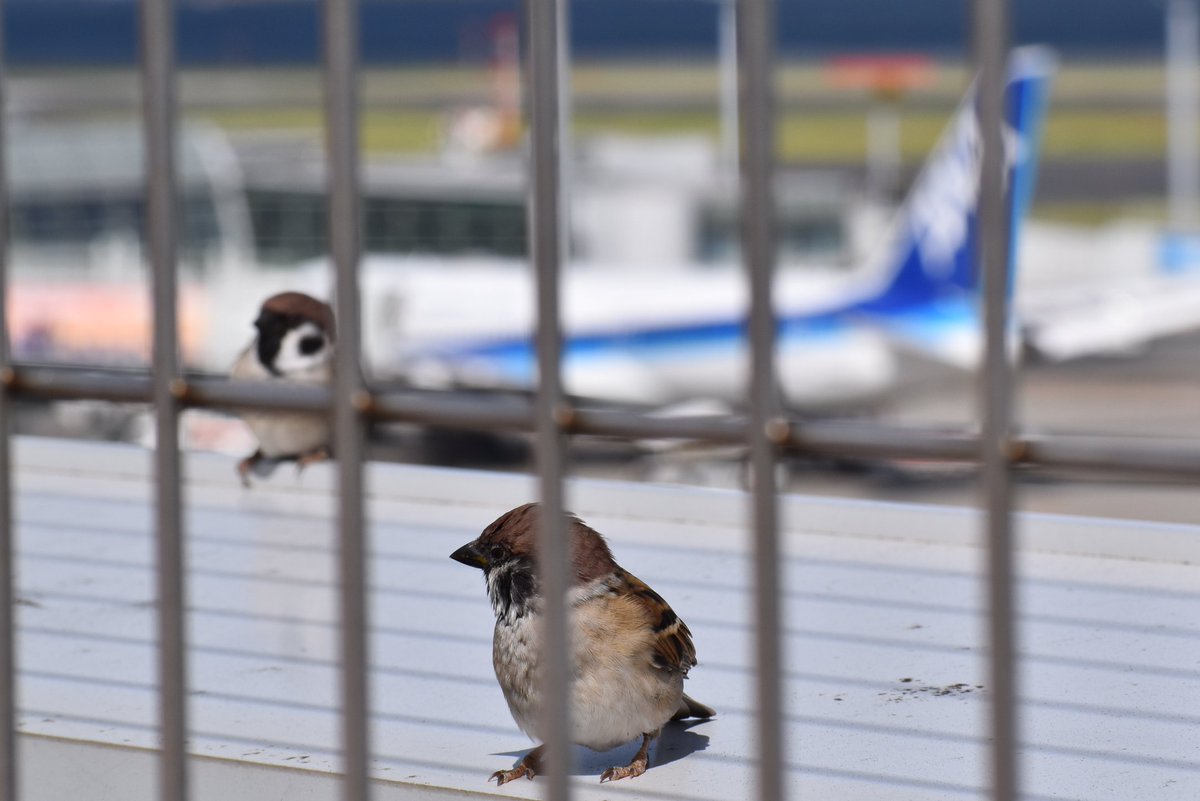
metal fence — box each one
[0,1,1199,801]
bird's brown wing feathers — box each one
[617,569,698,675]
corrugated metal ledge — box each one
[12,436,1200,801]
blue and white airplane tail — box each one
[392,47,1055,407]
[858,46,1056,365]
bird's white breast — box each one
[492,593,683,752]
[230,343,332,458]
[493,612,543,740]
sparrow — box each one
[231,291,335,486]
[450,502,714,785]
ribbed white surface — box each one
[13,436,1200,800]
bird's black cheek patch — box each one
[299,335,325,355]
[256,328,285,373]
[508,569,537,609]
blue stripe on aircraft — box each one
[426,307,865,383]
[864,297,977,348]
[413,48,1053,386]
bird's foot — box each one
[599,759,647,783]
[489,764,536,786]
[599,732,653,783]
[237,450,264,488]
[295,445,332,473]
[490,745,543,786]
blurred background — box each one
[6,0,1200,522]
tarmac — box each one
[602,331,1200,527]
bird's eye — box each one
[299,335,325,355]
[489,544,506,563]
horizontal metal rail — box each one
[7,362,1200,480]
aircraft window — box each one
[696,205,846,266]
[247,191,528,263]
[367,198,526,257]
[246,190,326,265]
[9,193,222,271]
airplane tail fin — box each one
[862,46,1056,314]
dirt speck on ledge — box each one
[879,679,983,702]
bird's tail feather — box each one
[672,693,715,721]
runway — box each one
[551,328,1198,527]
[775,334,1200,525]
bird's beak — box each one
[450,541,488,570]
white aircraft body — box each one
[1017,221,1200,360]
[356,259,898,408]
[323,47,1057,410]
[9,48,1075,419]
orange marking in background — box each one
[824,54,936,100]
[7,282,208,363]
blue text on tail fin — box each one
[863,46,1056,312]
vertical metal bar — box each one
[736,0,785,799]
[524,0,572,797]
[974,2,1017,801]
[718,0,739,175]
[0,1,15,797]
[323,1,371,800]
[140,0,187,799]
[1167,0,1200,233]
[556,0,573,208]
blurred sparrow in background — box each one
[231,291,334,486]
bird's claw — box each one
[490,765,536,786]
[237,455,258,488]
[490,747,542,786]
[295,445,332,473]
[599,762,646,783]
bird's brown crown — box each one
[260,292,336,339]
[480,502,617,584]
